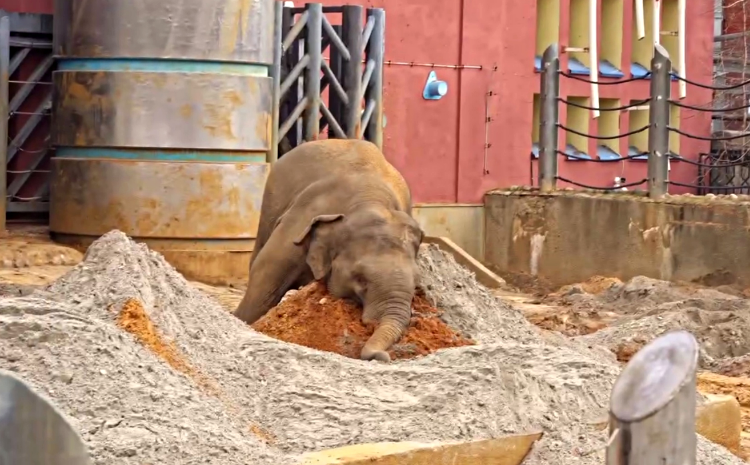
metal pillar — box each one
[342,5,363,138]
[304,3,323,141]
[647,44,672,199]
[364,8,385,149]
[0,15,8,233]
[269,0,284,163]
[538,44,560,193]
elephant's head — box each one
[293,206,424,362]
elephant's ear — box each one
[293,214,345,280]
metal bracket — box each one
[423,70,448,100]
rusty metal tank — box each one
[49,0,275,284]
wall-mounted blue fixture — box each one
[423,71,448,100]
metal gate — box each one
[273,3,385,159]
[1,11,54,224]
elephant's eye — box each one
[352,272,367,291]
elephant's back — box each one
[271,139,411,209]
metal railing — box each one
[271,3,385,161]
[537,43,750,199]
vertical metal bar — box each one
[0,16,9,233]
[538,44,560,193]
[647,44,671,199]
[342,5,364,138]
[329,24,343,136]
[364,8,384,149]
[304,3,322,141]
[269,0,283,163]
[279,5,296,153]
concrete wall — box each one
[485,190,750,287]
[412,204,484,260]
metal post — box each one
[0,15,9,234]
[328,23,343,135]
[268,0,283,163]
[607,331,698,464]
[342,5,363,138]
[647,44,671,199]
[538,44,560,193]
[364,8,384,149]
[304,3,322,142]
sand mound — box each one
[0,233,742,464]
[252,282,473,360]
[569,276,750,367]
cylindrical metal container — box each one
[49,0,275,284]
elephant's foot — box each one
[360,347,391,363]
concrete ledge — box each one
[424,236,506,289]
[485,191,750,287]
[298,432,543,465]
[588,394,741,455]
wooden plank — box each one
[423,236,506,289]
[299,432,543,465]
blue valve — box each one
[423,71,448,100]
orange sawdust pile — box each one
[116,298,218,392]
[251,282,474,360]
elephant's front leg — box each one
[234,227,306,324]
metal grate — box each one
[273,3,385,159]
[698,149,750,195]
[1,11,54,221]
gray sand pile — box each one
[0,232,742,464]
[568,276,750,367]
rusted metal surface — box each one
[53,0,274,64]
[49,159,269,239]
[49,0,275,253]
[53,70,272,151]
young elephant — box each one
[235,139,424,362]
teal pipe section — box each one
[55,147,267,163]
[57,58,269,76]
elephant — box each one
[234,139,424,362]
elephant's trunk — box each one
[360,297,412,362]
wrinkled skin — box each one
[235,139,424,362]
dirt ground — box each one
[3,228,750,460]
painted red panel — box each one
[319,0,462,203]
[0,0,53,14]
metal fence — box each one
[537,43,750,198]
[272,3,385,161]
[0,11,54,226]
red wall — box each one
[8,0,715,202]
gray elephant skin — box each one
[234,139,424,362]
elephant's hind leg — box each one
[234,225,307,324]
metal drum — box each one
[49,0,275,283]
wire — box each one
[669,99,750,112]
[668,126,750,141]
[667,180,747,190]
[669,154,750,168]
[558,123,650,140]
[560,98,649,111]
[670,73,750,90]
[556,150,648,162]
[558,71,651,84]
[556,176,647,190]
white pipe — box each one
[653,0,661,47]
[678,0,687,98]
[635,0,645,39]
[589,0,599,118]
